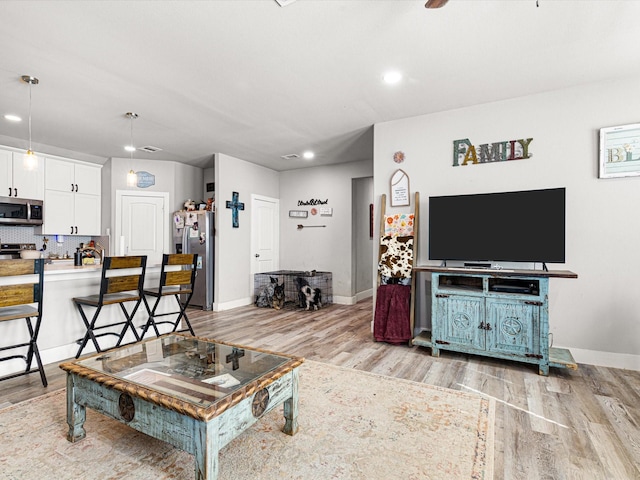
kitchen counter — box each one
[0,260,171,379]
[44,261,102,274]
[43,260,162,277]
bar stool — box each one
[73,255,147,358]
[0,258,47,387]
[140,253,198,339]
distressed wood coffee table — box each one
[59,333,304,479]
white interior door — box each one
[251,195,279,276]
[115,191,169,265]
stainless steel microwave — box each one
[0,196,43,225]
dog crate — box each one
[253,270,333,310]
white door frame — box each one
[114,190,170,256]
[250,194,280,291]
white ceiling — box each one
[1,0,640,171]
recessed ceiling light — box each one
[303,151,315,160]
[4,114,21,122]
[383,71,403,84]
[124,145,136,152]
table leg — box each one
[283,369,299,436]
[65,373,86,443]
[194,417,219,480]
[538,363,550,376]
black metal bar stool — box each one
[73,255,147,358]
[140,253,198,339]
[0,258,47,387]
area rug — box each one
[0,361,494,479]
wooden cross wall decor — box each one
[225,191,245,228]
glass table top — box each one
[75,334,295,408]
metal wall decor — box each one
[453,137,533,167]
[225,191,245,228]
[599,123,640,178]
[297,198,328,206]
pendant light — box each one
[126,112,138,187]
[21,75,39,170]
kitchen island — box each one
[0,261,183,379]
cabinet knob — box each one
[8,187,11,196]
[13,188,17,197]
[70,226,74,234]
[71,183,74,192]
[75,184,78,192]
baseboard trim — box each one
[560,345,640,371]
[355,288,373,302]
[214,297,253,311]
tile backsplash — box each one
[0,226,108,258]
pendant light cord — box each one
[130,114,134,161]
[28,81,33,152]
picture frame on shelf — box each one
[599,123,640,179]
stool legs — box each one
[25,315,48,387]
[141,294,195,339]
[74,301,142,358]
[0,316,47,387]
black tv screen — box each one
[428,187,565,264]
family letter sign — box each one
[453,137,533,167]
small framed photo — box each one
[289,210,308,218]
[599,123,640,179]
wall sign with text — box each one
[390,169,410,207]
[453,137,533,167]
[599,123,640,179]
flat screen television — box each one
[428,187,565,265]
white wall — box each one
[174,161,208,212]
[214,153,279,309]
[374,75,640,370]
[106,157,204,252]
[279,160,373,303]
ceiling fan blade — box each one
[425,0,449,8]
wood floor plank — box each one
[1,298,640,479]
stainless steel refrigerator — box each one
[173,210,214,310]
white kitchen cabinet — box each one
[0,148,44,200]
[42,157,101,235]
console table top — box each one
[413,265,578,279]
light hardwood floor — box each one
[2,298,639,479]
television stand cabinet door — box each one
[416,268,578,376]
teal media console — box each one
[412,267,578,376]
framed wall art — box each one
[289,210,308,218]
[599,123,640,179]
